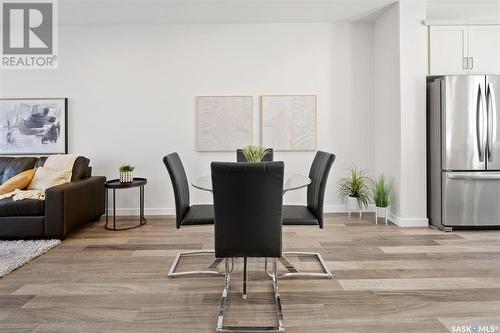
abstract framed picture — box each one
[261,95,317,151]
[197,96,253,152]
[0,98,68,155]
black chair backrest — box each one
[163,152,190,229]
[236,148,274,162]
[212,162,284,258]
[307,151,336,228]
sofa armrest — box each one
[45,176,106,239]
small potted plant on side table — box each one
[119,164,135,183]
[338,165,370,219]
[372,175,392,225]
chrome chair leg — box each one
[168,250,223,277]
[279,256,298,273]
[217,258,285,332]
[242,257,248,299]
[278,252,332,279]
[209,257,224,269]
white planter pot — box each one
[375,206,388,225]
[347,196,362,219]
[120,171,133,183]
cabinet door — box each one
[469,26,500,75]
[429,26,468,75]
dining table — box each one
[190,171,332,279]
[191,172,312,193]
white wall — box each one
[398,1,427,223]
[1,23,375,216]
[373,1,428,227]
[374,3,401,216]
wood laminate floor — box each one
[2,214,500,332]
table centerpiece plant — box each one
[242,145,269,162]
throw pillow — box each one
[27,167,72,191]
[0,169,36,195]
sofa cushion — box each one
[0,157,38,185]
[71,157,90,181]
[35,156,90,181]
[0,169,36,195]
[27,167,72,190]
[0,197,44,216]
[0,216,45,238]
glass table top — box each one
[191,173,311,193]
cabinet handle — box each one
[469,57,474,70]
[464,57,469,69]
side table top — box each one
[105,177,147,189]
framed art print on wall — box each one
[261,95,317,151]
[0,98,68,155]
[197,96,253,152]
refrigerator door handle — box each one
[477,83,487,162]
[487,82,497,162]
[447,173,500,180]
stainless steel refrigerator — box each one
[428,75,500,230]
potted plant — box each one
[242,145,269,162]
[338,165,370,219]
[119,164,135,183]
[372,175,392,225]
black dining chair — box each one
[163,152,220,277]
[212,161,285,332]
[236,148,274,162]
[280,150,335,279]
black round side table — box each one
[104,178,147,231]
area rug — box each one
[0,239,61,277]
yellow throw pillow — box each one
[27,167,72,191]
[0,169,36,195]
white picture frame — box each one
[261,95,317,151]
[197,96,253,152]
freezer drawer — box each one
[442,171,500,226]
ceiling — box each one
[59,0,399,25]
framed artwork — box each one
[261,95,317,151]
[197,96,253,152]
[0,98,68,155]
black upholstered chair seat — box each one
[181,204,214,225]
[282,205,318,225]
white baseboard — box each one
[113,206,428,227]
[323,205,428,227]
[387,212,429,227]
[323,205,375,213]
[114,208,175,216]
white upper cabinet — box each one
[429,25,500,75]
[429,26,468,75]
[468,26,500,74]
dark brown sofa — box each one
[0,156,105,239]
